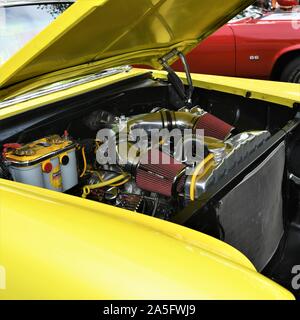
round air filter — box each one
[194,113,234,140]
[136,149,186,197]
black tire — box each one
[280,56,300,83]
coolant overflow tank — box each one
[4,135,78,192]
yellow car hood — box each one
[0,0,253,92]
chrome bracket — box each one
[158,49,194,107]
[290,173,300,185]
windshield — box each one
[0,3,71,64]
[232,5,265,21]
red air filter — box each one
[136,149,186,197]
[194,113,234,140]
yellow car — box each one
[0,0,299,300]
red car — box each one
[173,9,300,83]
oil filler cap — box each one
[42,162,53,173]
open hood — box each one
[0,0,254,95]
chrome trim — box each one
[290,173,300,185]
[0,66,132,109]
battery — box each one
[4,135,78,192]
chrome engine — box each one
[83,107,271,216]
[2,107,271,220]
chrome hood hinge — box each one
[159,49,194,107]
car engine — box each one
[1,107,270,220]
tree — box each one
[37,4,71,18]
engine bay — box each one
[0,72,298,275]
[1,106,272,219]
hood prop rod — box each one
[159,49,194,107]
